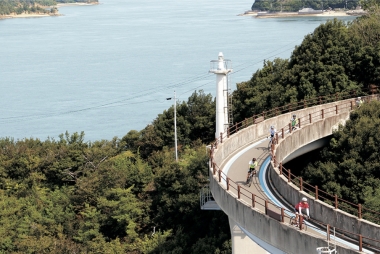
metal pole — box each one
[174,91,178,161]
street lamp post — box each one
[166,91,178,161]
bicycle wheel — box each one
[248,174,253,187]
[268,138,272,150]
[289,216,296,226]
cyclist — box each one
[294,197,310,225]
[246,158,258,183]
[269,125,276,139]
[290,114,298,130]
[356,97,363,108]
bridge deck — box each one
[226,137,322,236]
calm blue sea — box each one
[0,0,356,142]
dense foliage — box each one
[302,101,380,220]
[123,90,216,160]
[0,91,230,253]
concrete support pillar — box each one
[228,217,269,254]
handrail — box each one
[209,87,380,252]
[220,89,365,141]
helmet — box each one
[293,114,296,117]
[270,125,274,129]
[252,158,256,161]
[302,197,307,202]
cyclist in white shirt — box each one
[269,125,276,138]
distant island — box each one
[240,8,367,18]
[239,0,366,18]
[0,0,98,19]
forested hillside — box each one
[251,0,360,12]
[1,3,380,254]
[0,0,98,15]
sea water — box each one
[0,0,356,141]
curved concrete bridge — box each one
[208,94,380,254]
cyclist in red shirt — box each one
[294,197,310,224]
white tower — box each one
[209,52,232,139]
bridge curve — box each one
[209,93,380,254]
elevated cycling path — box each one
[208,92,380,254]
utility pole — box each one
[166,91,178,161]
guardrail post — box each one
[335,194,338,209]
[350,101,354,110]
[309,113,312,123]
[359,235,363,252]
[220,132,223,143]
[213,163,216,175]
[238,185,241,199]
[218,170,221,182]
[265,200,268,215]
[289,123,292,133]
[275,133,279,144]
[335,105,338,114]
[322,109,324,119]
[298,118,301,128]
[282,128,284,139]
[319,96,322,105]
[327,224,330,241]
[227,178,230,191]
[358,204,362,219]
[227,128,230,138]
[279,162,282,175]
[299,216,304,230]
[281,208,285,223]
[252,193,255,208]
[288,169,291,183]
[315,185,318,200]
[300,177,303,191]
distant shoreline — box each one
[0,13,62,19]
[56,2,99,7]
[0,2,98,20]
[239,10,362,18]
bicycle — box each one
[290,215,308,230]
[246,169,256,187]
[268,135,276,150]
